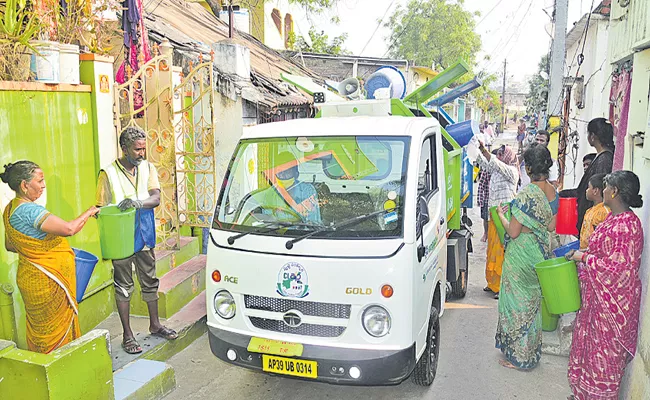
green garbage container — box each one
[489,203,511,244]
[541,298,559,332]
[97,205,135,260]
[535,257,581,314]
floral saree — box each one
[568,211,643,399]
[495,184,554,369]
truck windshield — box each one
[213,135,410,239]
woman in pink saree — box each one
[565,170,644,399]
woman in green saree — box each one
[495,144,558,370]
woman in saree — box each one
[2,161,99,353]
[495,144,558,370]
[562,118,614,232]
[476,142,520,299]
[566,170,644,399]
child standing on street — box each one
[579,173,609,249]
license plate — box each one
[247,337,304,357]
[262,355,318,379]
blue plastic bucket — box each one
[445,120,480,147]
[553,240,580,258]
[73,248,99,303]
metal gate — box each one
[113,44,217,250]
[173,54,217,228]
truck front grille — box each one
[249,317,346,338]
[244,295,351,319]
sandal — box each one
[494,292,500,299]
[122,337,143,354]
[150,326,178,340]
[483,287,492,292]
[498,359,517,370]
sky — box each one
[292,0,594,84]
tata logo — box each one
[224,275,238,284]
[345,287,372,295]
[282,311,302,328]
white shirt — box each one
[549,158,559,182]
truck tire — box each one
[412,306,440,386]
[450,251,469,298]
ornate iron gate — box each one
[173,55,217,228]
[113,44,217,250]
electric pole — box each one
[545,0,569,128]
[501,59,507,133]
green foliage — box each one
[292,26,351,55]
[385,0,481,69]
[288,0,336,15]
[474,73,501,119]
[525,54,550,115]
[0,0,42,81]
[0,0,40,47]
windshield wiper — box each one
[285,208,396,250]
[227,221,318,245]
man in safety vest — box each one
[96,127,177,355]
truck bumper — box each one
[208,326,416,386]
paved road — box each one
[165,198,571,400]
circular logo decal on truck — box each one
[277,262,310,298]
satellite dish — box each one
[540,71,549,80]
[338,77,361,99]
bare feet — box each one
[498,359,517,369]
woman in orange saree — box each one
[2,161,99,353]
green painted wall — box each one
[0,90,114,348]
[0,330,114,399]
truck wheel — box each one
[450,252,469,298]
[412,306,440,386]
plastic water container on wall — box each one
[59,43,80,84]
[365,66,407,100]
[30,40,60,83]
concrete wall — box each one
[608,0,650,64]
[0,81,115,349]
[0,330,113,399]
[607,1,650,398]
[262,0,293,50]
[563,18,611,189]
[619,47,650,400]
[214,92,245,193]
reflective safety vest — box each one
[103,160,156,253]
[104,160,151,203]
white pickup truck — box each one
[205,106,473,386]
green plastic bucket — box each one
[97,205,135,260]
[534,257,581,314]
[489,203,511,244]
[541,298,559,332]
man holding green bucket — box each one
[96,127,178,354]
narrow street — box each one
[165,131,571,400]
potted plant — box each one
[0,0,41,81]
[52,0,120,83]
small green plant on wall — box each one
[0,0,41,81]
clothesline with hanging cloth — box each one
[608,64,632,171]
[116,0,153,111]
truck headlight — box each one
[214,290,236,319]
[362,306,391,337]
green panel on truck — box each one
[442,129,462,230]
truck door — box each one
[414,132,444,339]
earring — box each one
[612,194,615,199]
